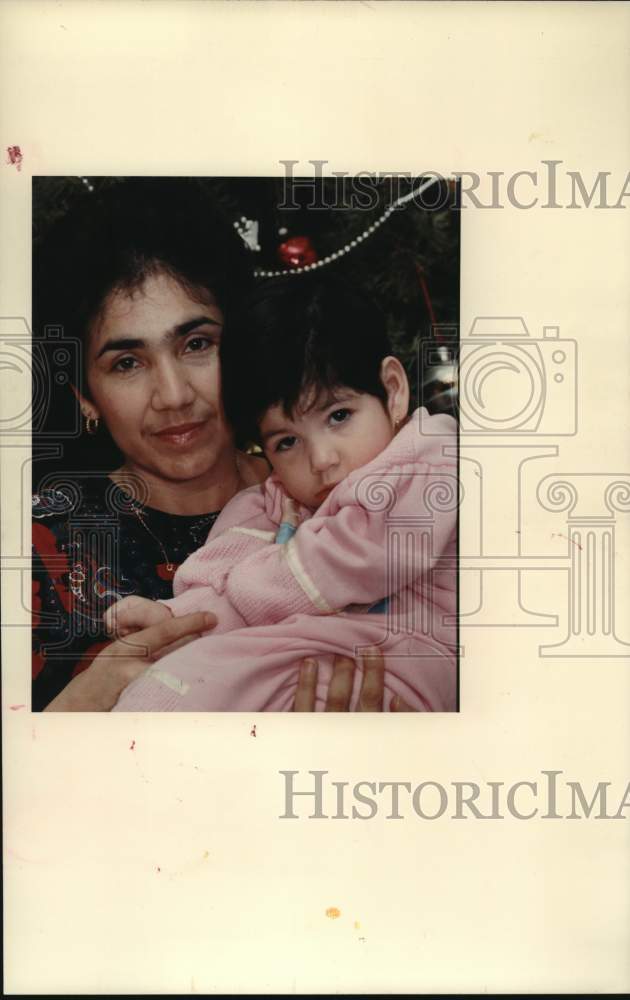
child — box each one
[108,276,458,711]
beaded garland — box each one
[77,175,443,278]
[254,175,441,279]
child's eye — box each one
[275,436,297,453]
[329,408,352,425]
[112,356,140,373]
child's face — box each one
[260,387,396,510]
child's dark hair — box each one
[221,274,392,449]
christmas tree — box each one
[32,175,459,476]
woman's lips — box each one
[153,422,206,447]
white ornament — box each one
[234,217,261,253]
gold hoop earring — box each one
[85,415,99,435]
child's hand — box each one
[275,495,300,544]
[280,495,300,527]
[103,595,173,638]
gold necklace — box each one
[130,504,176,574]
[121,453,245,575]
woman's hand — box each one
[103,594,173,637]
[293,649,415,712]
[43,612,216,712]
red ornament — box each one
[277,235,318,269]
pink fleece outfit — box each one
[113,407,458,712]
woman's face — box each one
[81,271,234,486]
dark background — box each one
[32,175,460,485]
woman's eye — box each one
[329,408,352,425]
[184,335,215,354]
[275,436,297,453]
[112,356,140,373]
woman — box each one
[33,179,398,712]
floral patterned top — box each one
[31,473,220,710]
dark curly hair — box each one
[33,177,254,400]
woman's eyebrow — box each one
[172,316,222,339]
[95,337,143,358]
[95,315,221,358]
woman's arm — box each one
[45,618,400,714]
[44,613,216,711]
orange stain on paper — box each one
[325,907,341,920]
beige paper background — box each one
[2,0,629,993]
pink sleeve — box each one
[159,484,277,629]
[223,410,458,626]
